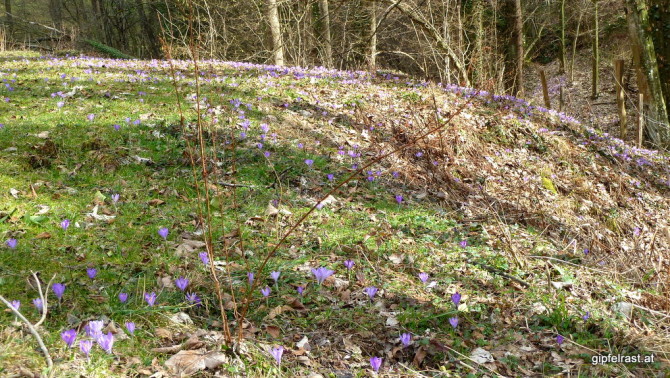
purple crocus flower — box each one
[61,329,77,348]
[85,320,104,338]
[52,283,66,299]
[451,292,461,306]
[97,332,114,353]
[556,334,564,345]
[343,260,355,270]
[158,227,169,240]
[247,272,254,285]
[118,292,128,303]
[270,271,281,283]
[6,238,17,249]
[199,252,209,266]
[264,151,271,158]
[80,340,93,358]
[304,159,314,167]
[365,286,378,300]
[125,322,135,335]
[296,286,304,295]
[33,298,43,312]
[60,219,70,231]
[175,277,189,291]
[418,272,429,283]
[113,124,120,131]
[370,356,382,372]
[311,267,334,285]
[144,292,157,306]
[395,195,403,204]
[449,317,459,329]
[10,300,20,310]
[400,333,411,347]
[186,292,201,306]
[459,240,468,248]
[270,346,283,366]
[582,311,591,321]
[261,286,271,297]
[86,113,95,122]
[327,174,334,181]
[87,268,97,279]
[111,193,120,204]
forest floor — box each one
[1,51,670,377]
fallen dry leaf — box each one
[148,198,165,206]
[265,305,293,320]
[164,350,228,376]
[155,328,173,340]
[412,347,427,367]
[265,325,281,338]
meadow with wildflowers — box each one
[1,51,669,376]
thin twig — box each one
[33,272,56,328]
[0,295,53,369]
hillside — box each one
[1,52,669,376]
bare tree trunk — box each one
[513,0,524,97]
[559,0,566,74]
[267,0,284,66]
[570,10,584,82]
[4,0,12,34]
[649,0,669,110]
[626,0,669,148]
[318,0,332,68]
[48,0,63,31]
[369,0,376,71]
[591,0,599,99]
[136,0,161,58]
[474,0,484,87]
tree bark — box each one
[49,0,63,31]
[136,0,161,58]
[474,0,484,86]
[318,0,332,68]
[648,0,669,111]
[267,0,284,66]
[513,0,524,97]
[369,0,376,71]
[559,0,567,74]
[626,0,670,148]
[591,0,599,99]
[4,0,12,34]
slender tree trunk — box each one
[4,0,12,34]
[559,0,567,74]
[267,0,284,66]
[570,10,584,82]
[626,0,670,148]
[513,0,524,97]
[318,0,332,68]
[369,0,376,71]
[48,0,63,31]
[474,0,484,87]
[136,0,160,58]
[648,0,669,110]
[591,0,600,99]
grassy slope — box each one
[0,51,669,376]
